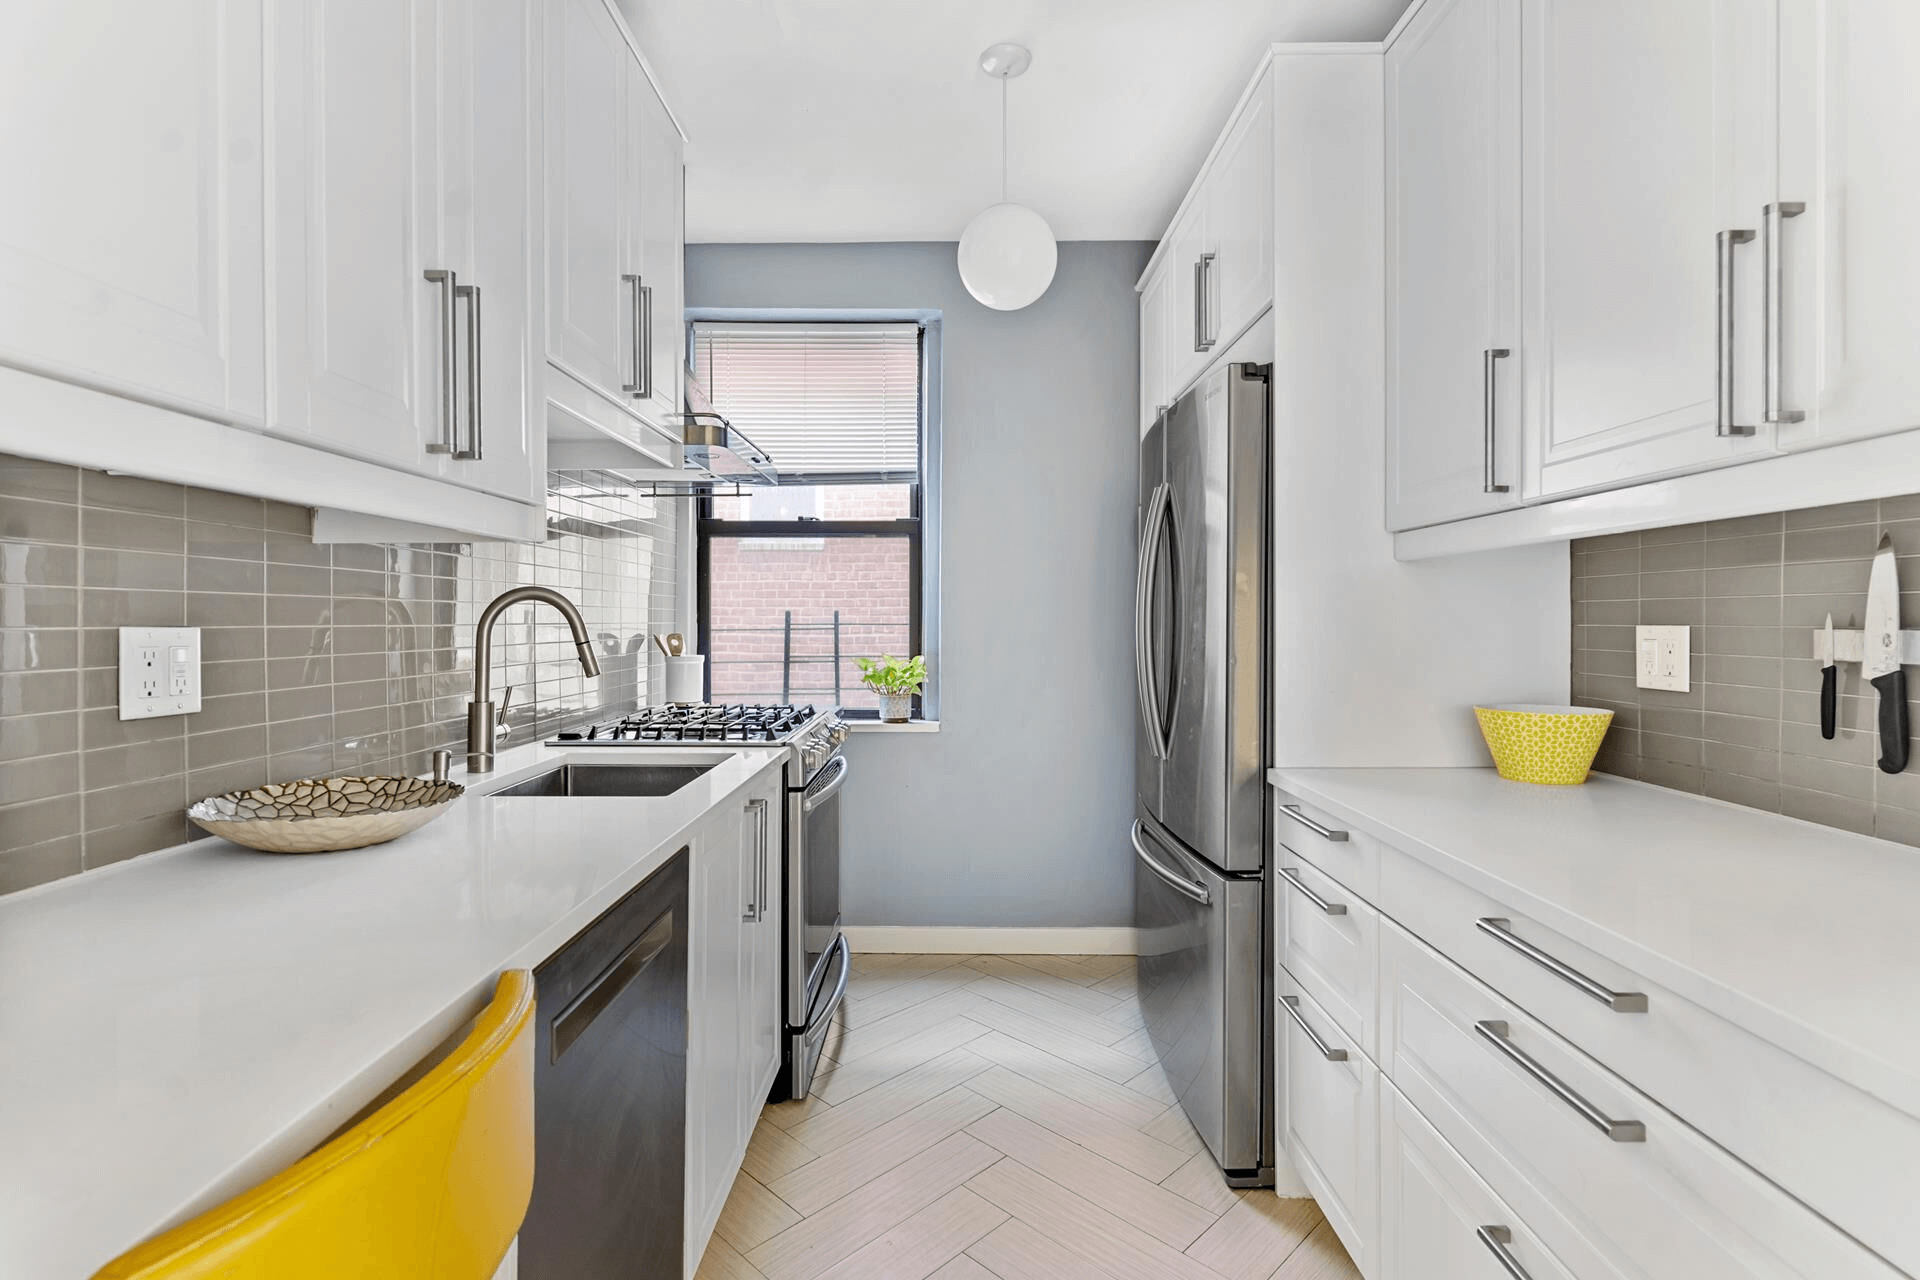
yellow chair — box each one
[94,970,538,1280]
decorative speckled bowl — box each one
[188,776,465,853]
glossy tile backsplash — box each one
[1571,495,1920,846]
[0,456,679,893]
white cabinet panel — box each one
[1774,0,1920,451]
[1379,1084,1576,1280]
[1525,0,1779,497]
[546,0,632,404]
[1138,265,1171,436]
[743,789,783,1106]
[1165,205,1211,400]
[686,799,747,1268]
[1385,0,1522,530]
[633,68,685,430]
[1277,859,1379,1061]
[270,0,439,470]
[0,1,265,423]
[1277,970,1378,1276]
[1206,72,1274,356]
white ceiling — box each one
[620,0,1415,244]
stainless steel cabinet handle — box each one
[743,797,769,922]
[1476,1226,1533,1280]
[1192,258,1206,353]
[1280,995,1348,1062]
[638,281,654,399]
[423,269,459,455]
[1135,483,1171,760]
[1279,867,1347,916]
[455,283,483,461]
[1763,201,1806,425]
[1482,348,1511,494]
[756,797,770,924]
[1716,228,1757,437]
[803,754,850,814]
[1279,804,1348,843]
[1131,820,1210,905]
[621,273,646,395]
[1474,1020,1646,1142]
[1193,253,1217,351]
[1475,917,1647,1012]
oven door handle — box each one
[803,754,851,814]
[804,933,853,1040]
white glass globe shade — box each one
[957,203,1058,310]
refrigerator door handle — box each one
[1135,483,1171,759]
[1131,820,1211,905]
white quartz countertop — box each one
[1268,767,1920,1124]
[0,739,788,1280]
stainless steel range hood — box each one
[679,377,776,485]
[545,375,777,492]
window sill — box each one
[844,719,940,734]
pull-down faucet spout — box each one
[467,586,600,773]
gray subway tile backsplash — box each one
[0,454,679,894]
[1572,493,1920,847]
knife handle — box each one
[1821,665,1838,740]
[1873,668,1909,774]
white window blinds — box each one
[693,322,921,481]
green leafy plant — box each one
[855,653,926,696]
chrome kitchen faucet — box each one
[467,587,600,773]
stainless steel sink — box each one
[491,763,720,798]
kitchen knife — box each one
[1865,533,1908,774]
[1821,613,1837,740]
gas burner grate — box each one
[552,704,819,746]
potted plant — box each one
[855,654,926,724]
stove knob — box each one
[827,720,849,746]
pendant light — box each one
[957,43,1058,311]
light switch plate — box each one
[119,627,202,720]
[1636,624,1691,692]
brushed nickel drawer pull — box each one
[1477,1226,1533,1280]
[1281,995,1347,1062]
[1475,1020,1645,1142]
[1279,804,1348,842]
[1279,867,1347,916]
[1475,917,1647,1012]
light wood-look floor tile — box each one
[699,955,1360,1280]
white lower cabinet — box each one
[686,767,784,1275]
[1277,969,1378,1276]
[1378,1084,1573,1280]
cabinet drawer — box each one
[1380,921,1899,1280]
[1379,843,1920,1274]
[1272,788,1379,900]
[1277,970,1377,1275]
[1379,1082,1577,1280]
[1277,858,1379,1059]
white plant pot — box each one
[878,691,913,723]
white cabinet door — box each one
[742,786,784,1106]
[1379,1085,1576,1280]
[271,0,441,470]
[439,0,542,503]
[1773,0,1920,451]
[1165,204,1211,400]
[1278,970,1378,1275]
[1139,265,1171,437]
[1206,72,1275,356]
[1525,0,1779,497]
[686,801,747,1268]
[633,67,685,430]
[0,1,265,424]
[1385,0,1523,531]
[546,0,633,405]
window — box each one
[695,319,936,719]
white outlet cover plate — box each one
[1636,624,1691,693]
[119,627,202,720]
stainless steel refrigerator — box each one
[1133,360,1270,1187]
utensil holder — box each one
[665,655,705,705]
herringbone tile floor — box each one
[695,952,1361,1280]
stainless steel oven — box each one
[779,731,850,1100]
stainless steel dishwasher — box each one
[520,851,688,1279]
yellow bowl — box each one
[1473,704,1614,785]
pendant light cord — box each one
[1000,75,1008,203]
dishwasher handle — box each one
[549,910,674,1064]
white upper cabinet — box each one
[1165,204,1211,401]
[1139,267,1171,436]
[546,0,685,445]
[1523,0,1780,498]
[1385,0,1523,531]
[271,0,442,472]
[1205,73,1275,360]
[0,1,265,424]
[1772,0,1920,451]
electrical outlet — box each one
[1636,624,1691,692]
[119,627,202,720]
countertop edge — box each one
[1266,766,1920,1123]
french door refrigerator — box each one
[1133,361,1271,1186]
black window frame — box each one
[694,321,930,720]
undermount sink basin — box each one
[491,762,721,798]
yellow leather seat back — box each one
[94,971,537,1280]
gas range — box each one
[547,703,847,777]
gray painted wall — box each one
[686,242,1151,927]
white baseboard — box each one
[841,926,1139,955]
